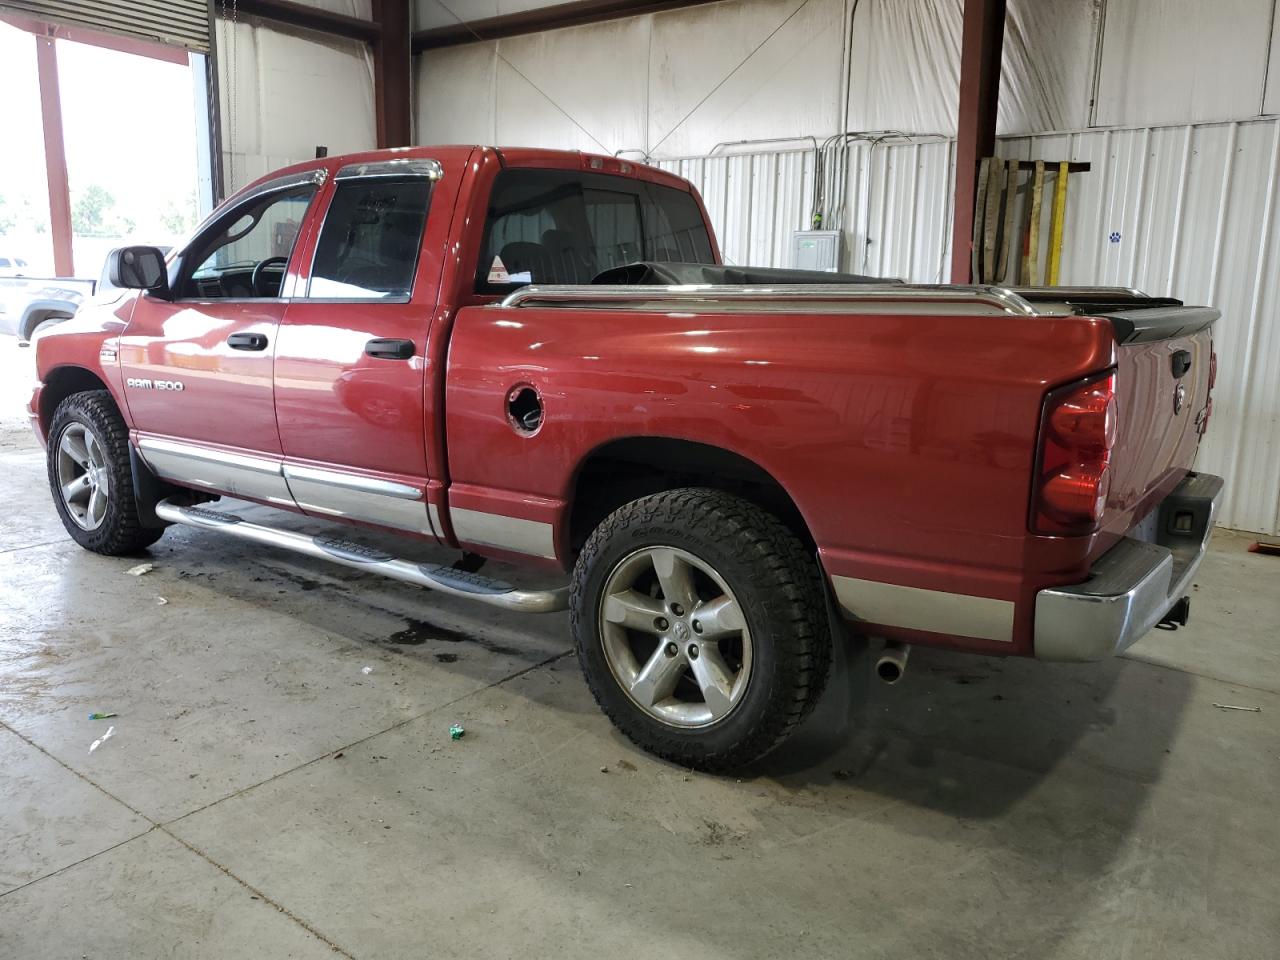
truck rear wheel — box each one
[570,488,831,771]
[47,390,165,555]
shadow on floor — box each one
[753,632,1191,820]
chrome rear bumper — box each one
[1034,472,1224,662]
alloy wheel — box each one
[55,423,110,531]
[598,546,753,728]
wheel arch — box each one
[565,436,816,558]
[39,365,116,435]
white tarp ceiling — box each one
[414,0,565,32]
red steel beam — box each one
[412,0,724,51]
[234,0,379,43]
[372,0,412,147]
[34,32,74,277]
[950,0,1006,284]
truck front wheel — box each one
[46,390,165,555]
[570,488,831,771]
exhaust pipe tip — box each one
[875,641,910,684]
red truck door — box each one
[273,159,448,538]
[120,170,323,505]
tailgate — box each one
[1014,288,1219,553]
[1097,304,1218,545]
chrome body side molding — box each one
[154,499,568,614]
[831,576,1016,643]
[135,438,434,536]
[283,464,432,535]
[136,437,294,506]
[283,464,421,500]
[449,508,558,560]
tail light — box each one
[1032,371,1117,535]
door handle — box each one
[365,338,416,360]
[227,332,269,351]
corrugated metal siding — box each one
[657,152,818,267]
[659,140,956,280]
[851,140,955,282]
[660,120,1280,533]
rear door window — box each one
[476,169,714,292]
[307,178,432,300]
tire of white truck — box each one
[570,488,832,771]
[46,390,166,555]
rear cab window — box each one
[476,168,715,293]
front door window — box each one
[180,187,316,299]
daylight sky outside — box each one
[0,20,199,276]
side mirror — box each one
[107,246,169,296]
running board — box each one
[154,499,569,614]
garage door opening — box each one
[0,11,216,338]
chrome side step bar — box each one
[154,499,569,614]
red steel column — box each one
[950,0,1006,284]
[372,0,412,147]
[34,31,74,277]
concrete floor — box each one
[1,335,1278,960]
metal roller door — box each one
[0,0,208,51]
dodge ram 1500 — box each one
[29,146,1222,770]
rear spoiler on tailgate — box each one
[1010,287,1220,344]
[1090,306,1219,344]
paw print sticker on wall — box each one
[1109,231,1122,243]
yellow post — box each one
[1046,161,1069,286]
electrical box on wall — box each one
[791,231,843,272]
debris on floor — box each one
[449,723,465,740]
[88,712,117,720]
[88,725,115,753]
[156,596,168,605]
[361,666,373,675]
[1248,540,1280,556]
[125,563,154,576]
[1212,702,1262,712]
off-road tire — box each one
[571,488,831,771]
[47,390,165,555]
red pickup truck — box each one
[29,146,1222,770]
